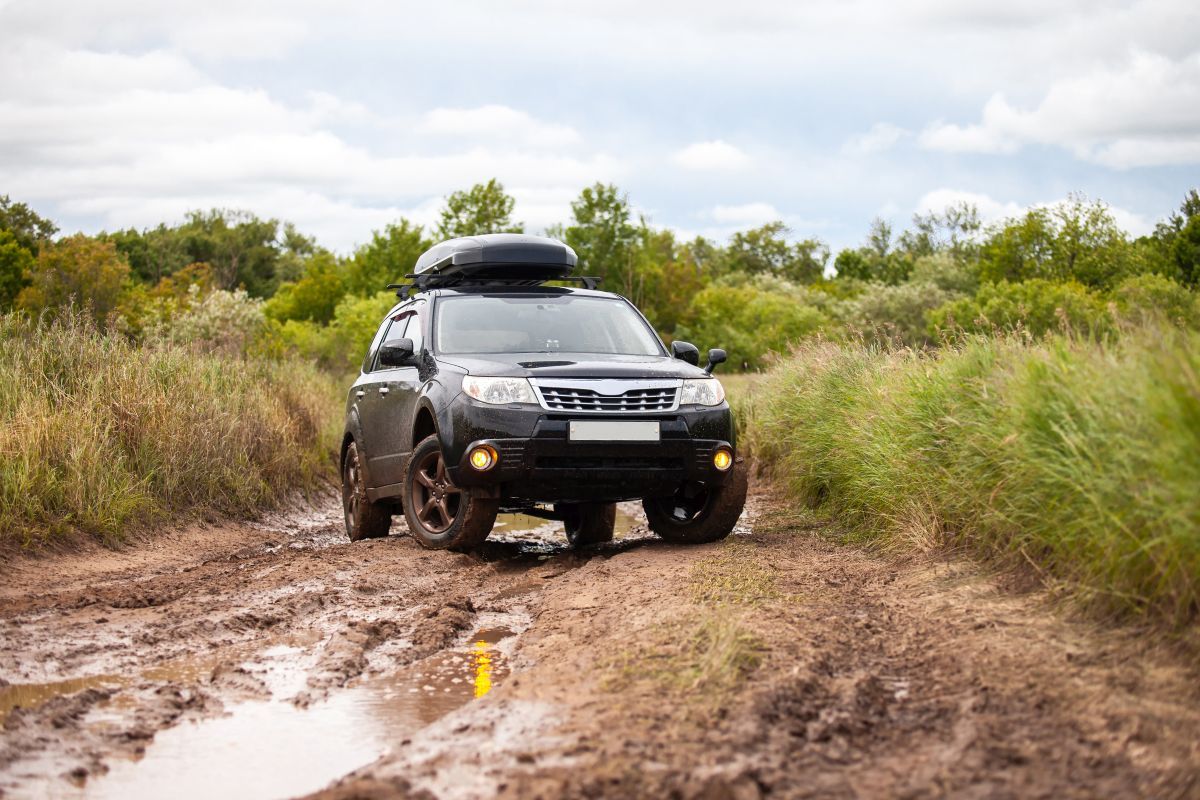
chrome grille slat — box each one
[532,380,681,413]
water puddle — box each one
[491,503,646,547]
[21,624,519,800]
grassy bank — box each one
[747,325,1200,626]
[0,314,342,547]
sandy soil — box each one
[1,487,1197,799]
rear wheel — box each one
[643,459,748,544]
[342,441,392,542]
[403,435,499,551]
[556,502,616,547]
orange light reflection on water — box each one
[473,640,494,698]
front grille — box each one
[537,385,678,412]
[535,456,684,471]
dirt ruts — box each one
[1,489,1198,799]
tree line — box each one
[2,181,1197,370]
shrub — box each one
[843,280,963,347]
[675,283,831,370]
[928,278,1110,337]
[1111,273,1200,328]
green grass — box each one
[748,324,1200,626]
[0,313,342,546]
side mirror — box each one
[671,341,700,366]
[704,348,727,374]
[378,337,415,368]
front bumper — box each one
[440,399,735,504]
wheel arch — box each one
[412,402,438,449]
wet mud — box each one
[2,490,1198,798]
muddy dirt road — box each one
[2,487,1198,799]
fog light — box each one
[713,449,733,471]
[468,445,497,471]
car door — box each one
[356,310,404,488]
[366,300,427,488]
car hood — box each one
[436,352,709,380]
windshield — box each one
[434,294,664,356]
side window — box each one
[406,301,426,355]
[362,317,394,374]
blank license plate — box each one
[568,420,660,442]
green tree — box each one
[177,210,282,295]
[675,283,830,370]
[0,195,57,254]
[977,196,1137,289]
[0,230,35,309]
[563,183,637,292]
[345,219,430,295]
[722,222,827,284]
[436,179,523,240]
[898,202,982,261]
[17,234,131,321]
[833,218,912,284]
[264,251,346,325]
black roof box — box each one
[413,234,577,281]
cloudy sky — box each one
[1,0,1198,253]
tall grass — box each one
[0,313,342,546]
[749,325,1200,626]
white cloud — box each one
[672,140,750,170]
[842,122,908,155]
[707,202,781,225]
[919,51,1200,167]
[417,105,582,148]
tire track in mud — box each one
[2,490,1199,799]
[0,497,658,798]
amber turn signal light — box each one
[468,445,497,471]
[713,448,733,471]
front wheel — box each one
[403,435,499,551]
[643,459,748,544]
[343,441,392,542]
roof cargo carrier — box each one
[415,234,576,280]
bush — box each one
[0,312,341,546]
[1111,273,1200,327]
[278,290,394,372]
[842,280,963,347]
[749,325,1200,625]
[16,234,130,321]
[928,278,1110,338]
[168,286,272,357]
[675,282,831,371]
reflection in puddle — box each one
[67,626,516,800]
[491,503,645,544]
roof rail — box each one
[388,274,602,298]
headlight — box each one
[462,376,537,405]
[679,378,725,406]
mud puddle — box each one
[490,503,647,551]
[7,624,519,799]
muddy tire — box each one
[557,502,616,547]
[403,435,499,551]
[343,441,392,542]
[643,458,748,544]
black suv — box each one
[340,233,746,551]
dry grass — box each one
[0,313,342,546]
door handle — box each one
[379,386,390,395]
[355,390,365,399]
